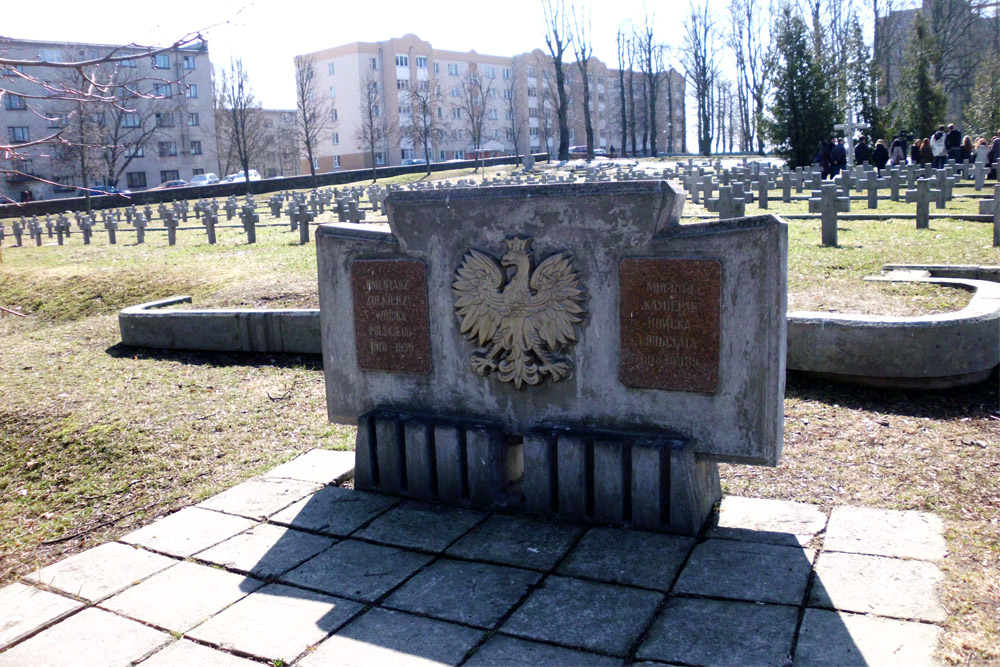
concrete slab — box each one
[262,448,355,484]
[556,527,695,590]
[139,639,260,666]
[708,496,828,547]
[188,583,363,663]
[501,575,663,656]
[194,523,335,579]
[465,635,619,666]
[824,506,947,561]
[24,542,176,601]
[120,507,255,558]
[636,597,798,665]
[445,514,585,571]
[0,607,168,667]
[674,539,815,605]
[810,552,947,622]
[383,559,542,628]
[279,539,432,602]
[270,485,398,537]
[0,583,82,650]
[354,501,486,552]
[300,607,483,667]
[101,561,262,633]
[795,608,944,666]
[197,477,322,520]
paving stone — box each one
[445,514,585,571]
[280,539,432,602]
[824,506,947,561]
[140,639,259,666]
[354,501,486,552]
[300,607,482,667]
[809,551,947,622]
[556,527,694,590]
[707,496,828,547]
[0,583,82,649]
[466,635,620,666]
[24,542,176,601]
[270,485,397,536]
[501,575,663,656]
[795,608,943,666]
[0,607,168,667]
[637,597,798,665]
[195,523,335,578]
[674,539,815,605]
[263,448,355,484]
[188,583,363,663]
[384,559,542,628]
[197,477,322,520]
[121,507,255,558]
[102,561,262,632]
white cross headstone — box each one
[833,119,871,168]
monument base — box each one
[354,410,721,536]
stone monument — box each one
[316,181,787,535]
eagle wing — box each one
[452,249,507,346]
[525,252,586,349]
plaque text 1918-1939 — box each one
[351,259,431,374]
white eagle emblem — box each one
[452,236,587,388]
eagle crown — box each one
[501,236,533,269]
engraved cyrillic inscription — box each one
[352,259,430,373]
[620,258,721,392]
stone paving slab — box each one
[354,500,487,552]
[139,639,260,666]
[188,583,363,663]
[795,608,944,666]
[501,575,663,657]
[825,506,947,561]
[0,607,168,667]
[466,635,620,666]
[24,542,176,601]
[383,558,542,628]
[0,582,82,650]
[810,551,947,622]
[195,523,335,579]
[445,514,585,571]
[280,538,433,602]
[556,527,695,590]
[197,476,322,520]
[120,507,255,557]
[262,447,355,484]
[300,607,483,667]
[270,485,398,536]
[674,538,815,605]
[707,496,828,547]
[636,597,799,665]
[102,561,261,633]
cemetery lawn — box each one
[1,184,998,663]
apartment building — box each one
[1,37,218,201]
[296,34,685,172]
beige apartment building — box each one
[1,37,218,201]
[296,34,685,173]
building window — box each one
[153,83,171,97]
[190,140,202,155]
[370,57,378,70]
[528,107,539,118]
[188,112,199,126]
[451,108,461,119]
[330,108,338,121]
[192,168,204,175]
[433,62,440,74]
[416,56,427,69]
[328,62,335,75]
[328,85,336,97]
[184,55,196,69]
[503,68,511,80]
[331,132,340,145]
[526,66,536,77]
[395,55,408,67]
[399,103,410,115]
[396,79,409,90]
[332,155,341,167]
[454,149,465,159]
[4,94,26,110]
[485,66,496,78]
[503,88,513,100]
[597,75,605,85]
[185,84,198,98]
[487,88,496,98]
[126,172,146,188]
[160,170,179,183]
[450,86,460,97]
[401,148,414,160]
[375,151,385,165]
[119,112,140,128]
[448,63,459,76]
[155,113,174,127]
[530,127,540,136]
[121,58,137,68]
[437,106,442,117]
[488,108,497,120]
[505,109,513,120]
[126,144,143,158]
[439,150,446,161]
[311,157,319,170]
[158,141,177,157]
[281,112,292,122]
[48,112,68,128]
[7,126,29,143]
[373,105,381,117]
[527,87,536,98]
[506,128,514,140]
[154,53,170,69]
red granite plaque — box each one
[351,259,431,374]
[620,258,721,392]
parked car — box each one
[401,158,428,166]
[189,173,219,186]
[80,185,130,196]
[151,180,188,190]
[221,170,261,183]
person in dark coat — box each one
[830,138,847,177]
[910,139,921,165]
[919,138,934,165]
[854,136,871,166]
[815,140,832,178]
[872,139,889,172]
[890,138,907,166]
[945,124,963,161]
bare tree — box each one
[294,54,332,188]
[503,68,525,163]
[616,26,630,155]
[681,1,718,156]
[542,0,573,160]
[456,67,496,174]
[354,66,395,182]
[404,76,445,176]
[636,13,667,157]
[571,3,595,160]
[728,0,771,153]
[216,58,267,193]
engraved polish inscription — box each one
[620,258,721,392]
[351,259,430,374]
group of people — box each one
[815,125,1000,180]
